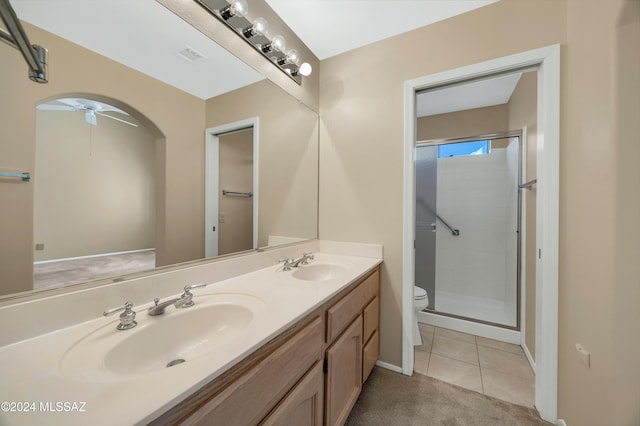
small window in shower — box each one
[438,140,489,158]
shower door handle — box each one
[430,223,436,232]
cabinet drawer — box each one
[362,329,379,383]
[183,316,323,426]
[326,269,379,343]
[363,296,379,342]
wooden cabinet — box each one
[261,362,324,426]
[152,266,380,426]
[325,315,363,426]
[324,268,380,426]
[362,296,380,382]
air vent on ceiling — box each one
[176,45,207,62]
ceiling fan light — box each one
[85,110,97,126]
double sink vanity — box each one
[0,241,382,425]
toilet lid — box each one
[414,286,427,300]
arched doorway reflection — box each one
[33,94,161,290]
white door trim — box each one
[402,44,560,423]
[205,117,259,257]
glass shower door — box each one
[415,138,520,329]
[415,145,438,310]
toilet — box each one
[413,286,429,345]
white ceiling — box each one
[416,72,523,117]
[265,0,497,60]
[9,0,498,99]
[11,0,265,100]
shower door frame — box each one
[402,44,560,423]
[416,131,523,331]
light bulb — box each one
[220,0,248,20]
[271,35,287,52]
[243,17,269,38]
[276,49,299,66]
[286,49,300,65]
[298,62,312,76]
[261,35,287,54]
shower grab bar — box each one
[222,190,253,197]
[416,198,460,236]
[519,178,537,190]
[436,214,460,236]
[0,171,31,182]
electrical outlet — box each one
[575,343,590,368]
[35,243,45,251]
[219,213,226,223]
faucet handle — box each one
[180,283,210,308]
[279,258,293,271]
[184,283,209,293]
[302,252,315,264]
[103,301,137,330]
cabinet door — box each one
[261,362,324,426]
[325,316,363,426]
[362,329,379,383]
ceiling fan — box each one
[36,98,138,127]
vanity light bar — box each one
[194,0,310,85]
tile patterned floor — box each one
[414,323,535,409]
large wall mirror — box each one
[0,0,318,300]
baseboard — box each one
[557,419,567,426]
[375,360,402,374]
[522,341,537,375]
[34,248,155,264]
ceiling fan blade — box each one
[57,98,85,109]
[36,104,76,111]
[95,111,138,127]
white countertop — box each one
[0,251,381,425]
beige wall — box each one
[613,1,640,422]
[417,104,508,141]
[219,129,254,255]
[319,0,564,373]
[559,1,640,424]
[206,80,319,247]
[34,109,156,261]
[0,23,205,295]
[506,71,538,360]
[319,0,638,423]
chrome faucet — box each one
[282,253,315,271]
[147,283,210,316]
[103,301,137,330]
[148,296,185,316]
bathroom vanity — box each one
[0,241,382,425]
[153,266,379,425]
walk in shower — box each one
[415,134,521,329]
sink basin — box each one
[292,264,349,281]
[60,293,267,380]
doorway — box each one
[33,95,157,289]
[205,118,259,258]
[402,45,560,423]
